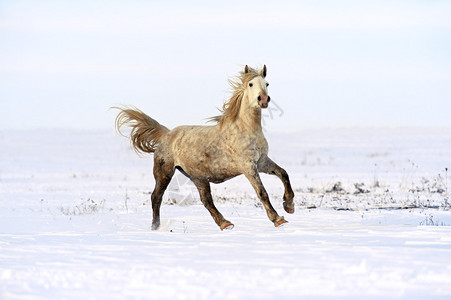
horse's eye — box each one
[249,83,253,87]
[266,83,269,87]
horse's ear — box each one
[261,65,267,78]
[244,65,249,73]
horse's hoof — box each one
[220,221,234,231]
[151,222,160,230]
[283,202,295,214]
[274,217,288,227]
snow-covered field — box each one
[1,128,451,299]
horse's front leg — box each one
[244,167,287,227]
[257,155,295,214]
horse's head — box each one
[244,65,270,109]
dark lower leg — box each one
[151,165,174,230]
[245,169,283,224]
[279,169,295,213]
[193,179,232,229]
[151,186,164,230]
[258,156,295,214]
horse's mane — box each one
[209,66,261,126]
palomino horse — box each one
[115,65,295,230]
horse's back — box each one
[159,125,241,181]
[165,124,219,148]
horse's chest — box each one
[231,138,267,163]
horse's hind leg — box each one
[257,155,295,214]
[151,158,175,230]
[192,179,234,230]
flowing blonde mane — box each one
[210,66,262,126]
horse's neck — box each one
[237,103,262,133]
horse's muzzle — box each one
[259,102,268,109]
[258,95,270,109]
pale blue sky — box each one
[1,0,450,132]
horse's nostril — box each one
[267,96,271,102]
[258,95,261,101]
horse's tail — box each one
[114,106,170,154]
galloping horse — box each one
[115,65,295,230]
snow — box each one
[1,128,451,299]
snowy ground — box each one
[1,128,451,299]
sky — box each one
[1,0,450,132]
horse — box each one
[115,65,295,230]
